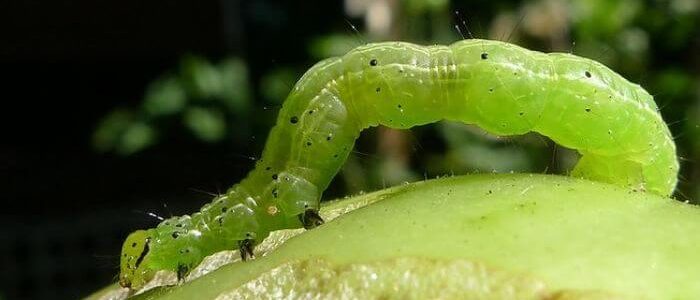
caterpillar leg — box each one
[299,209,324,229]
[238,238,255,261]
[176,263,189,283]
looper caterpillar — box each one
[118,39,678,290]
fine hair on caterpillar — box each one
[118,39,678,290]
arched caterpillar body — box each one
[119,39,678,290]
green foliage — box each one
[309,35,363,59]
[93,109,156,155]
[182,107,226,142]
[92,56,251,154]
[142,77,186,117]
[258,68,297,104]
[93,0,700,199]
[404,0,448,14]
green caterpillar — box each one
[119,39,678,290]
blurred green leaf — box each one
[571,0,640,39]
[181,55,223,99]
[118,122,157,155]
[404,0,448,14]
[654,69,694,100]
[687,96,700,154]
[437,123,536,173]
[183,107,226,142]
[260,68,298,103]
[142,76,187,117]
[310,35,362,59]
[217,58,251,112]
[94,55,254,155]
[92,109,135,153]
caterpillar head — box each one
[119,229,156,290]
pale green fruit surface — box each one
[89,174,700,300]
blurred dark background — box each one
[0,0,698,299]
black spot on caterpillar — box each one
[119,39,678,290]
